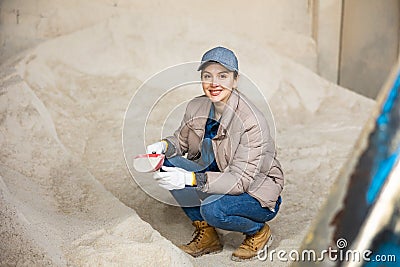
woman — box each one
[147,46,284,261]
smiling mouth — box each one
[209,89,223,96]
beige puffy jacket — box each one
[165,89,284,210]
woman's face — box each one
[201,63,238,103]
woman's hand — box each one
[153,166,195,190]
[146,141,167,154]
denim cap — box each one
[197,46,239,72]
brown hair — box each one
[200,61,239,79]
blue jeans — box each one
[163,156,282,235]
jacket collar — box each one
[190,89,240,138]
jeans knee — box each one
[200,200,226,227]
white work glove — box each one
[146,141,167,154]
[153,166,195,190]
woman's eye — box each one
[202,74,211,80]
[220,74,227,79]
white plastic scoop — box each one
[133,153,165,173]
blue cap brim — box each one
[197,60,237,72]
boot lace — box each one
[187,228,205,245]
[241,234,257,250]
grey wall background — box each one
[314,0,400,99]
[1,0,399,99]
[339,0,400,99]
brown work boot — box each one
[231,224,273,261]
[179,221,223,257]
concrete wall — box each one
[339,0,400,99]
[2,0,398,99]
[312,0,399,99]
[0,0,316,69]
[313,0,342,84]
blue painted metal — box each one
[367,72,400,205]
